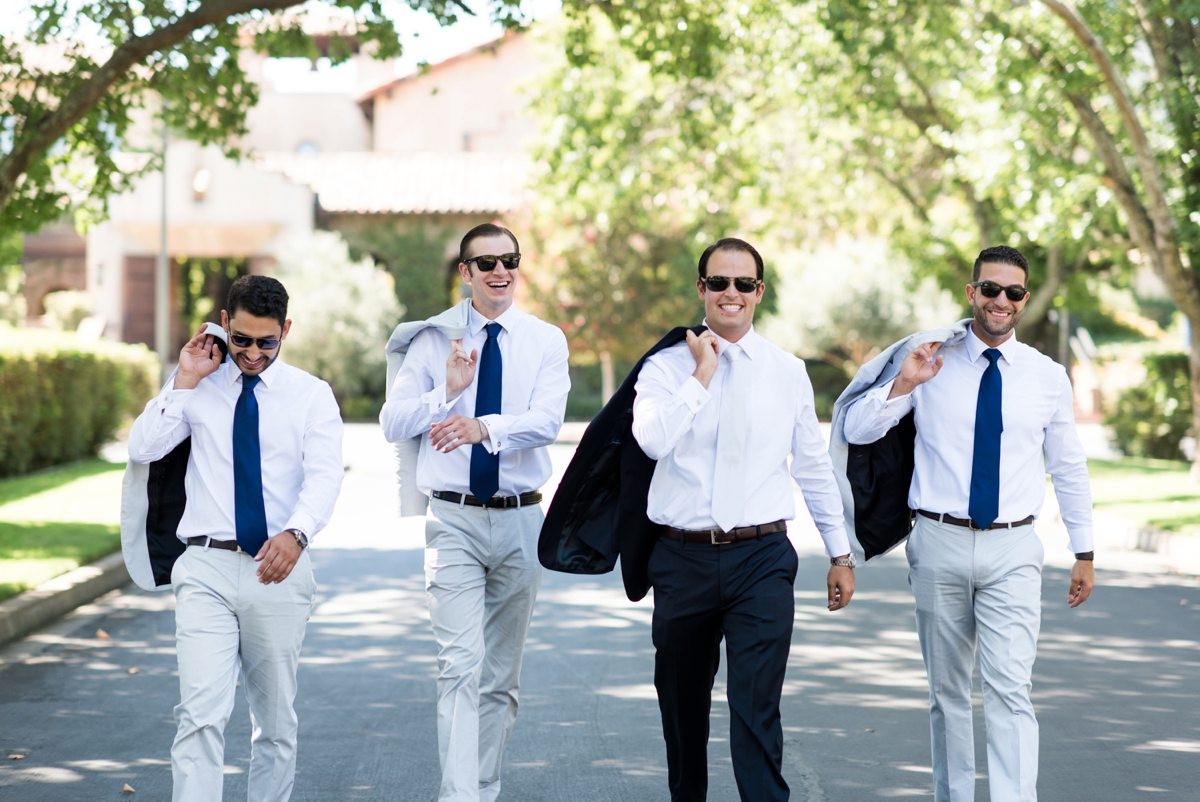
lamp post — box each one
[154,112,170,382]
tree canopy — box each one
[0,0,524,233]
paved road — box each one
[2,425,1198,801]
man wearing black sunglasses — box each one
[630,237,853,802]
[128,275,344,802]
[843,245,1095,802]
[380,223,569,802]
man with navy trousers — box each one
[632,238,855,802]
[380,223,570,802]
[844,246,1096,802]
[128,275,344,802]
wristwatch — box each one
[287,529,308,550]
[1074,551,1094,561]
[831,554,857,568]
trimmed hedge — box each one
[0,327,159,477]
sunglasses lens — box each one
[230,334,279,349]
[476,256,499,271]
[231,334,253,347]
[1005,287,1028,302]
[500,254,521,270]
[978,282,1002,298]
[258,339,280,350]
[704,276,730,291]
[733,278,759,292]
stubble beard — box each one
[974,303,1022,339]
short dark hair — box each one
[973,245,1029,282]
[226,275,288,328]
[459,223,519,263]
[697,237,765,281]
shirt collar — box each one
[468,302,522,336]
[964,325,1017,365]
[704,322,762,361]
[224,354,281,389]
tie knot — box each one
[724,346,742,363]
[241,374,260,393]
[983,348,1001,366]
[485,322,501,340]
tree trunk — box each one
[1190,321,1200,480]
[600,351,615,405]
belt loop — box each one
[459,493,467,509]
[756,525,762,541]
[516,494,521,510]
[204,537,211,552]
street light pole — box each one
[154,112,170,382]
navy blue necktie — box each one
[470,322,502,503]
[968,348,1003,529]
[233,374,269,555]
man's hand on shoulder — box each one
[1068,559,1095,608]
[446,338,478,401]
[889,341,943,399]
[255,531,302,584]
[827,561,855,611]
[687,329,719,389]
[174,327,223,390]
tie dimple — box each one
[233,374,268,555]
[711,347,746,533]
[968,348,1003,529]
[470,322,503,503]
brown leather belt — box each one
[917,510,1035,531]
[662,520,787,545]
[185,536,246,553]
[431,490,543,509]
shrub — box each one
[0,327,159,476]
[1107,352,1192,461]
[272,232,403,419]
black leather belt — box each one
[185,536,246,553]
[431,490,543,509]
[917,510,1035,531]
[662,520,787,545]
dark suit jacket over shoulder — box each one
[538,325,704,602]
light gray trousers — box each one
[425,497,543,802]
[907,515,1043,802]
[170,545,315,802]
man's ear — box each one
[221,309,229,328]
[281,319,292,340]
[458,263,472,282]
[696,279,706,301]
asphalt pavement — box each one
[1,424,1198,801]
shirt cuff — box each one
[477,414,505,454]
[159,387,194,415]
[424,383,462,419]
[821,527,852,559]
[875,379,913,417]
[284,512,316,542]
[1066,527,1094,554]
[676,376,712,414]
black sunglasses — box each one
[463,253,521,271]
[702,275,762,293]
[972,281,1028,302]
[229,332,281,350]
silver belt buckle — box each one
[710,529,733,545]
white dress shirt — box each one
[127,357,345,543]
[844,327,1094,552]
[632,326,850,558]
[379,303,570,497]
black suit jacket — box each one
[538,325,704,602]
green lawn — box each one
[1087,457,1200,535]
[0,459,125,602]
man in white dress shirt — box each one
[632,237,855,802]
[379,223,570,802]
[844,245,1096,802]
[128,275,344,802]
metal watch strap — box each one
[1074,551,1094,561]
[831,555,856,568]
[288,529,308,550]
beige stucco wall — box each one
[370,34,539,154]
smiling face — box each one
[966,261,1029,346]
[699,247,764,343]
[221,308,290,377]
[459,233,519,319]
